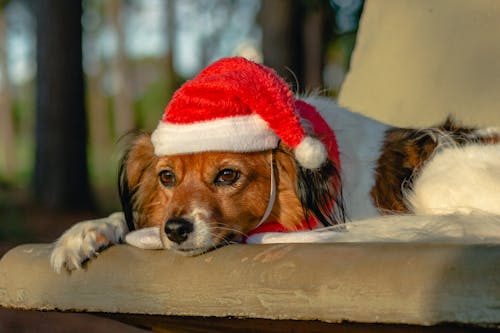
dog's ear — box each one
[118,133,157,231]
[274,142,346,227]
[296,158,345,226]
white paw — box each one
[124,227,163,250]
[50,212,128,273]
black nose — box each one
[164,218,194,244]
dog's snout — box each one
[164,218,194,244]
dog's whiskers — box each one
[213,226,247,237]
[207,225,243,246]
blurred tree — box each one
[34,0,93,210]
[0,0,16,179]
[198,0,237,68]
[260,0,335,93]
[302,1,330,90]
[105,0,135,137]
[260,0,298,83]
[84,0,112,185]
[164,0,176,100]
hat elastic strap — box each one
[253,153,276,230]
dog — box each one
[50,57,500,273]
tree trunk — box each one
[165,0,176,100]
[260,0,333,92]
[88,65,112,185]
[106,0,135,137]
[34,0,93,210]
[0,7,16,179]
[302,7,325,90]
[260,0,302,89]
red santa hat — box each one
[151,57,328,169]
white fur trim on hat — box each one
[151,114,280,156]
[294,136,328,169]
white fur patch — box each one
[248,214,500,244]
[50,212,128,274]
[408,144,500,215]
[125,227,163,250]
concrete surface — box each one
[0,243,499,328]
[339,0,500,127]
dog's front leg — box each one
[50,212,129,273]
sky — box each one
[4,0,35,85]
[3,0,261,86]
[1,0,362,86]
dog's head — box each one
[118,133,344,255]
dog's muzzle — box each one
[164,218,194,244]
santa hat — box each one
[151,57,328,169]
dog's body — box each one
[309,97,500,218]
[50,95,500,273]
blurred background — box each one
[0,0,363,331]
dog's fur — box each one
[50,96,500,273]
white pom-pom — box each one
[294,136,328,169]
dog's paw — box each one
[50,212,128,274]
[124,227,163,249]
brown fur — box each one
[122,133,304,243]
[370,128,437,213]
[371,119,500,214]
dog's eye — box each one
[159,170,176,187]
[214,168,240,186]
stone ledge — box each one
[0,242,498,329]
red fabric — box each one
[163,57,306,148]
[244,218,319,241]
[295,100,340,172]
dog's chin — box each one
[173,246,214,256]
[171,243,230,256]
[167,234,240,256]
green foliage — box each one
[0,0,9,11]
[0,80,35,186]
[134,70,185,130]
[0,190,31,241]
